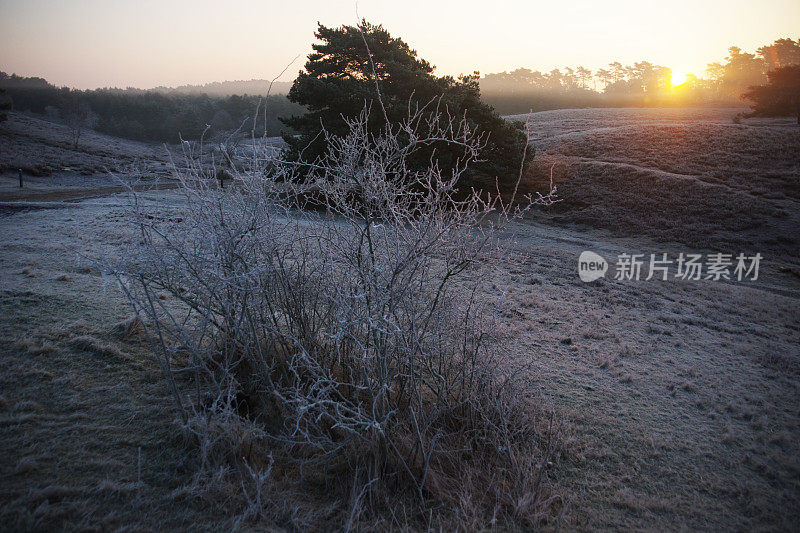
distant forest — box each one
[0,74,304,143]
[480,38,800,113]
[150,79,293,97]
[0,37,797,142]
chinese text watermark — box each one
[578,252,762,282]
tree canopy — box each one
[0,72,304,143]
[281,21,530,188]
[744,65,800,124]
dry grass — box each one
[0,111,171,179]
[110,315,146,340]
[103,105,566,530]
[0,107,798,530]
[519,107,800,267]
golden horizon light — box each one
[0,0,798,89]
[670,71,689,87]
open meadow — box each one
[1,108,799,530]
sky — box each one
[0,0,798,89]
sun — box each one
[671,71,689,87]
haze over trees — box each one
[1,38,797,149]
[150,79,292,96]
[0,72,304,143]
[480,37,800,113]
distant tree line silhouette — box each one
[0,72,304,143]
[1,37,797,144]
[480,38,800,113]
[149,79,293,97]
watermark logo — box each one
[578,251,762,282]
[578,251,608,282]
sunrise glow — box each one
[671,71,689,86]
[1,0,798,89]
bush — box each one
[111,99,562,528]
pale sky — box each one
[0,0,798,89]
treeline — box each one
[2,37,797,140]
[150,79,292,97]
[480,38,800,114]
[0,72,304,143]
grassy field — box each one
[517,107,800,267]
[1,108,799,530]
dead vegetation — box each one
[103,99,569,530]
[1,106,798,531]
[519,108,800,266]
[0,112,171,178]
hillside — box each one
[517,107,800,266]
[1,107,799,529]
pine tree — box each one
[281,21,531,188]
